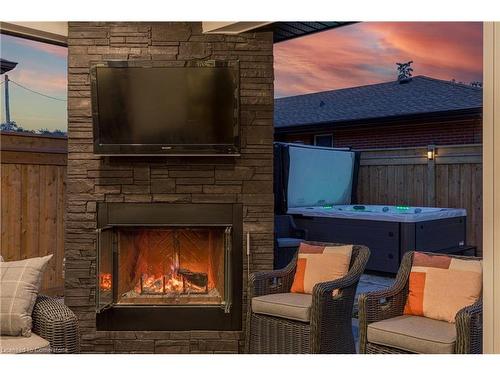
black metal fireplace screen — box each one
[97,225,232,312]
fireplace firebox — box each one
[96,203,242,331]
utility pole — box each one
[4,74,11,123]
[1,58,18,124]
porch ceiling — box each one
[264,22,356,43]
[202,21,357,43]
[1,22,356,45]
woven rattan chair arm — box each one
[308,246,369,353]
[359,250,413,322]
[248,265,296,297]
[32,295,80,354]
[312,274,359,299]
[357,287,408,354]
[455,298,483,354]
[456,299,482,320]
[358,283,408,318]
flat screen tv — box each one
[90,61,239,155]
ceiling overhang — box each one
[262,21,356,43]
[202,21,356,43]
[0,21,355,46]
[201,22,272,34]
[0,22,67,45]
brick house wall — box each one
[65,22,274,353]
[275,116,482,149]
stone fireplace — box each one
[95,203,242,331]
[65,21,274,353]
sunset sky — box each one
[274,22,483,97]
[0,22,483,131]
[0,34,67,131]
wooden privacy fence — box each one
[357,144,483,255]
[1,132,67,295]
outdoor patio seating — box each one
[0,295,80,354]
[246,241,370,354]
[358,251,482,354]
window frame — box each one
[314,133,334,147]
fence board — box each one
[1,164,22,261]
[357,144,483,255]
[1,133,67,295]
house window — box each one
[314,134,333,147]
[0,33,67,135]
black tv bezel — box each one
[90,60,240,156]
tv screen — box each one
[91,63,239,155]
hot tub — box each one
[289,205,467,273]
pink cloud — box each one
[10,36,67,59]
[275,22,483,97]
[8,68,67,96]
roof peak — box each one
[416,75,482,91]
[276,75,481,101]
[275,74,482,128]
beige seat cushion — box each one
[252,293,312,322]
[0,255,53,336]
[367,315,456,354]
[0,334,50,354]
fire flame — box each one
[99,273,112,291]
[133,272,208,295]
[135,273,184,294]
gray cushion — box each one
[367,315,456,354]
[0,333,50,354]
[277,238,302,248]
[0,255,53,336]
[252,293,312,322]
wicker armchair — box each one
[246,242,370,354]
[31,295,80,354]
[358,251,482,354]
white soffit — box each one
[0,22,68,44]
[202,22,271,34]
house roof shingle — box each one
[274,76,483,129]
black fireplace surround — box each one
[96,202,243,331]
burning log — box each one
[178,268,208,293]
[137,269,209,295]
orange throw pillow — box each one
[404,252,482,323]
[290,243,353,294]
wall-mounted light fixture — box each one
[427,145,436,160]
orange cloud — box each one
[275,22,483,97]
